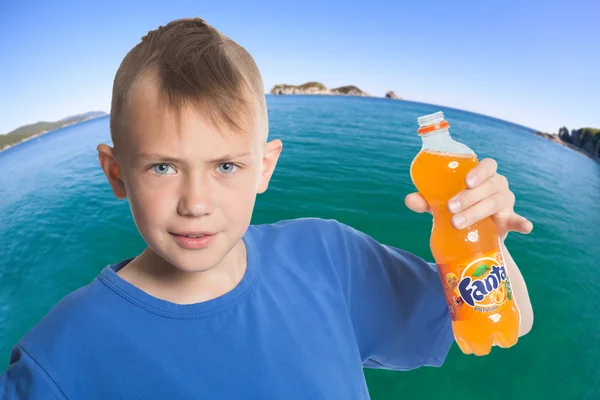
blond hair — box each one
[109,17,267,149]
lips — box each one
[170,231,216,238]
[170,231,218,249]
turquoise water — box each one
[1,96,599,398]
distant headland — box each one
[0,111,108,152]
[533,127,600,163]
[270,81,402,100]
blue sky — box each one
[1,0,598,134]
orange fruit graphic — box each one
[489,283,507,305]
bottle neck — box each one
[418,127,475,155]
[420,128,451,150]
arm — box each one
[330,220,455,371]
[501,240,533,336]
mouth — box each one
[170,231,216,238]
[169,231,219,249]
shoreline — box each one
[532,131,600,164]
[0,115,107,153]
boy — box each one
[0,17,533,399]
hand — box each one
[405,158,533,241]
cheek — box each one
[128,178,174,224]
[221,177,257,217]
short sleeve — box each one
[0,345,66,399]
[332,221,455,370]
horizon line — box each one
[5,96,574,136]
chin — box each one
[164,248,224,274]
[147,229,242,273]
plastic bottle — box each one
[410,111,520,356]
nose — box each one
[177,173,215,217]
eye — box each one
[151,163,176,175]
[217,163,239,175]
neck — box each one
[119,240,248,304]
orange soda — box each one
[410,111,520,356]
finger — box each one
[465,158,498,188]
[505,213,534,234]
[404,192,431,214]
[451,193,513,229]
[447,174,511,214]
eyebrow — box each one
[137,152,252,164]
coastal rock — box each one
[385,90,401,100]
[558,127,571,143]
[535,131,557,141]
[571,129,582,147]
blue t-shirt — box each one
[0,218,454,399]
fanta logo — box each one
[458,263,507,307]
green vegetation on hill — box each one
[8,121,72,137]
[0,111,107,151]
[0,131,35,150]
[578,128,600,144]
[296,82,327,91]
[331,85,363,94]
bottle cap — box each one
[417,111,449,135]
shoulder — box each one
[16,270,117,364]
[246,217,351,269]
[248,217,347,251]
[1,344,68,399]
[250,217,341,235]
[4,264,131,397]
[249,217,346,243]
[247,217,402,273]
[248,216,404,253]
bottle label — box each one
[438,249,514,321]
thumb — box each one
[405,192,431,214]
[507,213,534,234]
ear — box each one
[257,139,283,194]
[97,144,127,199]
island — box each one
[385,90,402,100]
[533,127,600,162]
[269,82,404,101]
[0,111,108,152]
[270,81,371,97]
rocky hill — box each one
[270,82,370,97]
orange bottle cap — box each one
[417,120,449,135]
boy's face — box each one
[98,79,281,274]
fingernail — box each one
[525,221,534,232]
[448,200,461,213]
[453,215,465,228]
[466,175,477,187]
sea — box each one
[1,95,599,398]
